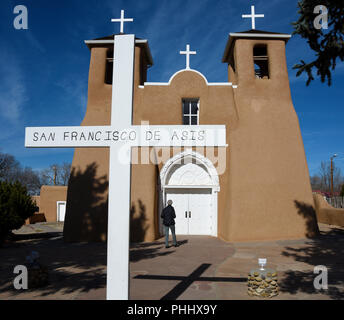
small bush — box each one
[0,181,37,245]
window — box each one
[253,44,269,79]
[105,48,114,84]
[182,99,199,125]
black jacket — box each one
[161,205,176,226]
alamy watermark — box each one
[313,265,328,290]
[13,265,28,290]
[313,5,328,30]
[13,5,28,30]
[13,263,329,291]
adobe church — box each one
[63,11,319,243]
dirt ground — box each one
[0,222,343,300]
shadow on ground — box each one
[135,263,246,300]
[130,239,187,263]
[0,236,107,297]
[2,221,344,299]
[0,234,178,298]
[280,226,344,299]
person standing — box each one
[161,200,178,248]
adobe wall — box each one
[64,36,319,243]
[63,47,111,242]
[132,69,236,242]
[223,39,319,241]
[39,185,67,222]
[313,193,344,226]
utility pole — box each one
[330,154,337,197]
[53,165,57,186]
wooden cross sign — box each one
[25,13,227,300]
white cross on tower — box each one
[111,9,133,33]
[180,44,197,70]
[25,30,227,300]
[242,5,264,30]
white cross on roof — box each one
[242,5,264,30]
[180,44,197,70]
[111,9,133,33]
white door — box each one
[188,189,212,235]
[165,188,212,235]
[57,201,66,222]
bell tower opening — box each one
[253,44,269,79]
[105,48,114,85]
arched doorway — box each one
[159,150,220,236]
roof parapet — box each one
[222,30,291,63]
[84,37,154,67]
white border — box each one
[142,69,236,87]
[159,149,220,237]
[160,149,220,189]
[229,32,291,39]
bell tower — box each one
[222,30,292,88]
[63,33,153,242]
[221,30,319,241]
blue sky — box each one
[0,0,343,175]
